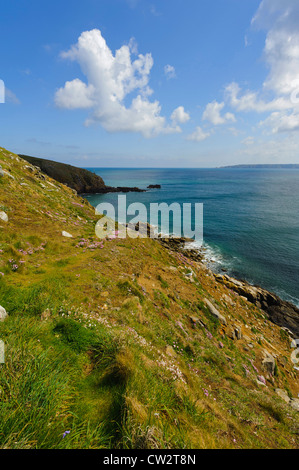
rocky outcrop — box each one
[275,389,299,412]
[97,185,145,194]
[158,237,204,262]
[147,184,161,189]
[214,273,299,338]
[19,154,145,195]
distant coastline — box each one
[220,164,299,169]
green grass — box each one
[0,147,298,449]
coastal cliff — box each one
[0,147,298,449]
[19,154,145,194]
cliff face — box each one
[0,146,299,450]
[214,274,299,338]
[19,154,106,194]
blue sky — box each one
[1,0,299,167]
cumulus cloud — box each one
[171,106,190,124]
[225,1,299,134]
[202,100,235,125]
[225,82,291,113]
[55,29,183,137]
[55,79,95,109]
[164,64,176,79]
[259,111,299,133]
[186,126,210,142]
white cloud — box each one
[228,127,242,136]
[260,111,299,133]
[225,82,291,113]
[225,1,299,135]
[242,136,255,146]
[235,134,299,163]
[202,100,236,125]
[55,79,95,109]
[5,89,20,105]
[171,106,190,124]
[186,126,210,142]
[55,29,182,138]
[253,0,299,97]
[164,64,176,79]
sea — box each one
[83,167,299,308]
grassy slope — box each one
[0,147,298,449]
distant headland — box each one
[220,164,299,169]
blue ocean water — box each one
[84,167,299,307]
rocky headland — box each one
[19,154,145,195]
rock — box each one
[185,270,194,278]
[227,325,242,340]
[147,184,161,189]
[0,211,8,223]
[262,350,276,376]
[256,375,267,386]
[189,315,206,329]
[215,272,299,338]
[234,326,242,340]
[62,231,73,238]
[290,398,299,412]
[221,294,235,307]
[19,154,145,194]
[227,326,237,340]
[24,165,35,172]
[275,388,290,404]
[280,327,295,339]
[0,306,8,322]
[204,298,227,326]
[0,165,4,177]
[3,170,15,179]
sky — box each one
[1,0,299,168]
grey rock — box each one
[275,388,290,404]
[290,398,299,412]
[3,170,15,179]
[215,272,299,338]
[204,298,227,325]
[0,305,8,322]
[262,350,276,376]
[62,231,73,238]
[0,211,8,223]
[234,325,242,340]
